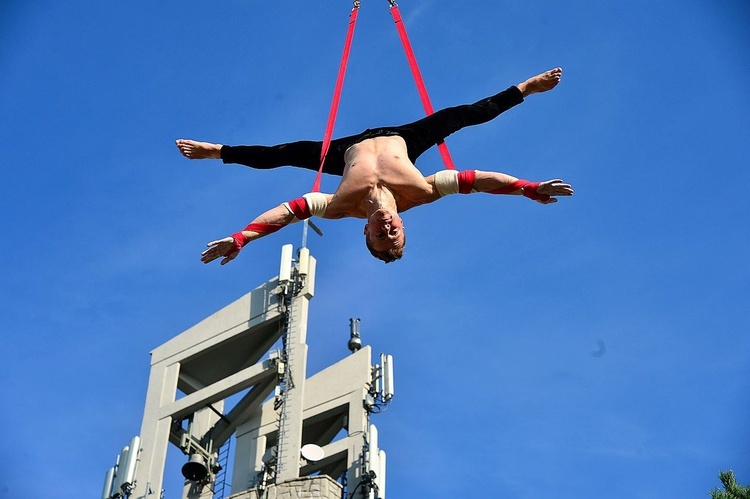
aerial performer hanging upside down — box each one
[177,67,573,265]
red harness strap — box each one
[312,2,361,193]
[389,2,456,171]
[231,5,359,258]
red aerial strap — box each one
[312,2,361,193]
[388,2,457,171]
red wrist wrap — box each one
[457,170,476,194]
[287,196,312,220]
[226,223,284,257]
[488,179,550,201]
[230,231,249,254]
[518,181,550,201]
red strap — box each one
[287,197,312,220]
[245,222,284,235]
[488,179,550,201]
[520,181,550,201]
[457,170,476,194]
[312,3,360,193]
[389,4,456,171]
[228,222,285,256]
[230,232,249,253]
[487,179,526,195]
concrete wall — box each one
[229,476,342,499]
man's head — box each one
[363,209,406,263]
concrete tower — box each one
[102,245,392,499]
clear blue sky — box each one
[2,1,749,498]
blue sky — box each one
[2,1,749,498]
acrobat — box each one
[177,68,573,265]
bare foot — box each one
[517,68,562,97]
[175,139,222,159]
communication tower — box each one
[102,245,393,499]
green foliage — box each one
[710,470,750,499]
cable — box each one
[312,2,360,193]
[348,479,365,499]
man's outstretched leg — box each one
[393,67,563,164]
[177,131,381,177]
[176,138,331,173]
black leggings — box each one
[220,86,524,177]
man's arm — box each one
[473,170,573,203]
[427,169,573,204]
[202,193,334,265]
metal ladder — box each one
[275,274,300,478]
[212,438,232,499]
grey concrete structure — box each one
[104,245,390,499]
[228,476,342,499]
[232,345,376,496]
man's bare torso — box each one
[325,136,438,219]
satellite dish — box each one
[300,444,325,463]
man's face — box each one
[364,209,405,253]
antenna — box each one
[377,449,387,498]
[111,445,130,498]
[279,244,293,283]
[368,424,381,497]
[381,354,394,402]
[114,436,140,495]
[297,247,310,276]
[101,467,115,499]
